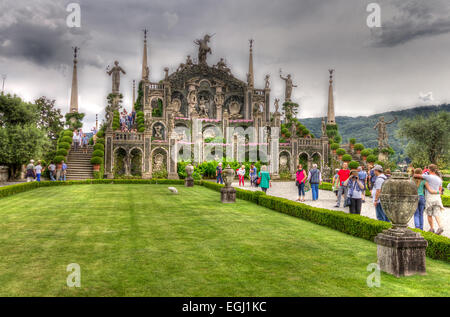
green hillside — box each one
[300,104,450,161]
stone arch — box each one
[151,147,169,178]
[150,96,164,117]
[311,152,322,169]
[279,150,291,173]
[298,152,309,171]
[129,146,144,176]
[113,147,127,176]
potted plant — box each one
[366,154,377,165]
[342,154,352,163]
[354,143,364,154]
[91,156,103,171]
[330,143,339,154]
[348,160,359,170]
[336,148,346,160]
[349,138,356,149]
[360,149,372,161]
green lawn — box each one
[0,184,448,297]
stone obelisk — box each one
[69,47,79,113]
[142,29,149,81]
[247,39,254,88]
[327,69,336,125]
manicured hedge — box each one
[93,143,104,151]
[201,181,449,262]
[92,150,104,158]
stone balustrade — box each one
[114,132,144,142]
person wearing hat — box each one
[343,169,365,214]
[372,165,390,222]
[25,160,36,182]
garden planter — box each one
[338,155,343,160]
[93,164,101,172]
[185,164,194,187]
[332,150,336,155]
[374,172,427,277]
[362,156,367,161]
[356,150,361,154]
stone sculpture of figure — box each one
[279,71,297,101]
[107,61,126,94]
[194,34,213,65]
[168,112,175,132]
[143,66,150,80]
[373,116,397,149]
[274,98,280,113]
[154,125,163,139]
[124,153,132,176]
[198,98,209,117]
[265,74,270,89]
[186,55,193,67]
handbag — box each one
[256,177,261,185]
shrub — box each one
[354,143,364,151]
[96,138,105,145]
[348,161,359,170]
[54,156,65,163]
[63,130,74,137]
[92,150,104,158]
[91,157,103,165]
[93,143,104,151]
[360,149,372,157]
[366,154,377,163]
[56,149,68,157]
[57,142,71,150]
[330,143,339,150]
[97,130,105,138]
[61,136,73,144]
[336,148,346,156]
[138,127,145,133]
[349,138,356,145]
[342,154,352,162]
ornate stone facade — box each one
[103,34,331,179]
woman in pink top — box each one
[296,164,307,202]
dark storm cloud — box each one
[371,0,450,47]
[0,1,98,68]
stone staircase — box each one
[66,146,94,180]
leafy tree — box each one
[35,96,64,145]
[397,111,450,167]
[0,94,50,178]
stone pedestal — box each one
[221,186,236,203]
[374,229,427,277]
[185,177,194,187]
[0,166,9,182]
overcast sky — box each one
[1,0,450,130]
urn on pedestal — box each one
[221,165,236,203]
[374,172,428,277]
[185,164,194,187]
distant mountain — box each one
[300,104,450,160]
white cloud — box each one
[419,92,433,103]
[163,11,179,30]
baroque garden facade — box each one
[101,33,332,180]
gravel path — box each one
[232,181,450,238]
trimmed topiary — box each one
[58,142,71,150]
[354,143,364,151]
[63,130,74,137]
[90,156,103,165]
[348,161,359,170]
[56,149,68,157]
[92,150,104,158]
[61,136,73,144]
[330,143,339,150]
[54,156,65,163]
[349,138,356,145]
[366,154,377,163]
[361,149,372,157]
[96,138,105,145]
[342,154,352,162]
[336,148,346,156]
[93,143,104,151]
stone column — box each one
[270,133,280,179]
[105,132,114,179]
[142,131,152,179]
[168,136,179,179]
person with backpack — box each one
[296,164,307,202]
[372,165,390,222]
[307,164,322,201]
[25,159,36,182]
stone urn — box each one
[0,166,9,183]
[221,164,236,203]
[380,172,418,231]
[185,164,194,187]
[374,171,428,277]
